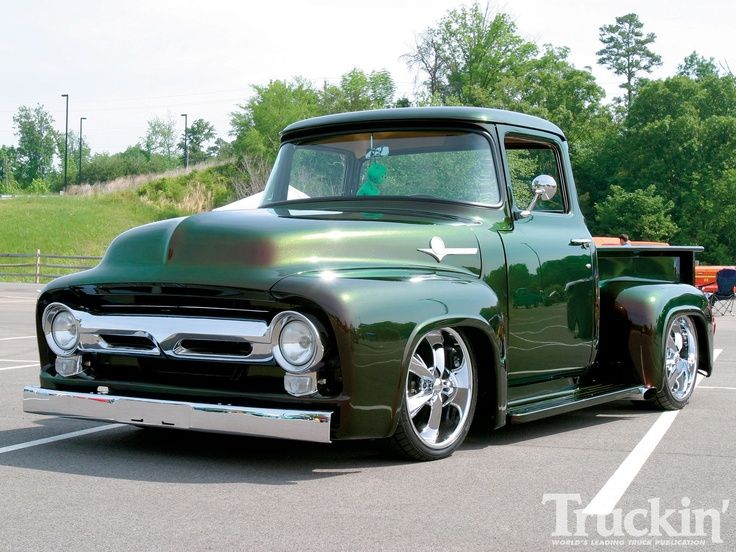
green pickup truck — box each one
[24,107,714,461]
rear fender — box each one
[600,280,713,387]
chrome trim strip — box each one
[23,386,332,443]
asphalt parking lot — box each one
[0,282,733,551]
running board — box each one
[508,385,653,423]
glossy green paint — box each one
[599,278,713,387]
[44,205,486,293]
[38,197,510,439]
[502,213,596,388]
[494,126,596,396]
[282,106,565,140]
[272,268,504,438]
[33,107,714,442]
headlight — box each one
[42,303,80,356]
[280,320,315,366]
[273,312,324,373]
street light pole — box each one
[61,94,69,189]
[78,117,86,185]
[180,113,188,168]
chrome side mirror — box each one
[520,175,558,218]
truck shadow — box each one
[0,400,657,485]
[464,400,656,449]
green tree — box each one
[520,46,607,139]
[0,146,18,193]
[178,118,217,164]
[230,78,322,162]
[51,129,90,188]
[321,69,396,113]
[596,13,662,109]
[404,27,449,101]
[594,184,678,241]
[143,115,177,159]
[587,65,736,263]
[12,104,58,186]
[677,51,720,80]
[429,3,537,106]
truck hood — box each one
[55,207,482,291]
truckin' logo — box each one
[418,236,478,262]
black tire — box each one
[389,327,477,461]
[651,315,699,410]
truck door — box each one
[496,126,596,386]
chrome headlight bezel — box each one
[42,303,80,357]
[272,311,325,373]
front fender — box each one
[271,269,504,439]
[599,279,713,388]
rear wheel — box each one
[390,327,477,461]
[652,315,699,410]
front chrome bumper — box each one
[23,386,332,443]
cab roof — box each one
[281,106,565,141]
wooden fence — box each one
[0,250,102,283]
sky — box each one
[1,0,735,155]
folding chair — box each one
[709,268,736,315]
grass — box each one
[0,162,251,282]
[0,194,162,256]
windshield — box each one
[262,129,500,206]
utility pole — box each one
[61,94,69,188]
[180,113,188,168]
[78,117,86,184]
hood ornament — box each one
[418,236,478,262]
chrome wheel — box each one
[404,328,474,450]
[664,315,698,401]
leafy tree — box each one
[321,69,396,113]
[519,46,607,139]
[50,129,90,189]
[587,64,736,262]
[406,3,538,106]
[12,104,58,186]
[677,52,720,80]
[404,27,448,101]
[83,145,179,184]
[596,13,662,109]
[405,3,607,132]
[143,115,177,159]
[178,118,217,164]
[230,78,322,162]
[0,146,18,193]
[594,184,678,241]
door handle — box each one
[570,238,592,249]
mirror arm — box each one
[519,190,543,218]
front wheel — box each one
[390,327,477,461]
[652,315,699,410]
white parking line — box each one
[0,424,125,455]
[0,363,39,371]
[0,336,35,341]
[583,348,723,516]
[698,386,736,390]
[0,359,38,363]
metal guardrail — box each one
[0,250,102,283]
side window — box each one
[504,136,565,213]
[289,147,347,198]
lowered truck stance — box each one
[24,107,713,461]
